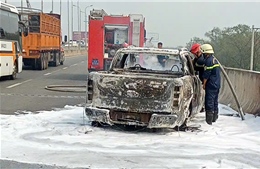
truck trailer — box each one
[18,8,64,70]
[88,9,146,71]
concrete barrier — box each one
[219,67,260,115]
[63,46,87,57]
[64,49,87,57]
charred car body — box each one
[85,47,204,128]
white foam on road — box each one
[0,104,260,168]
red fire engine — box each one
[88,9,146,71]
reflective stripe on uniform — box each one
[205,64,220,70]
[195,63,204,67]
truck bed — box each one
[22,12,61,59]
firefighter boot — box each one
[205,111,214,125]
[212,111,218,123]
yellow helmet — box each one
[200,44,214,54]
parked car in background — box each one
[64,40,78,47]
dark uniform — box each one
[193,55,205,82]
[202,54,221,124]
[193,55,206,113]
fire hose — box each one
[215,58,245,120]
[45,85,86,93]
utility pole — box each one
[250,25,260,71]
[67,0,70,48]
[52,0,53,13]
[41,0,43,12]
[85,11,87,48]
[77,0,79,32]
[72,2,81,49]
[80,10,82,37]
[73,3,81,44]
[60,0,61,46]
[250,25,255,71]
[71,0,73,41]
[85,5,93,48]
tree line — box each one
[186,24,260,71]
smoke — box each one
[144,41,155,48]
[124,53,183,72]
[141,54,182,72]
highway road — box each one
[0,55,88,115]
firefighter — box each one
[190,43,206,113]
[201,44,221,125]
[190,43,205,82]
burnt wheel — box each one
[9,62,17,80]
[91,121,109,127]
[91,121,102,127]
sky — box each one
[1,104,260,168]
[5,0,260,47]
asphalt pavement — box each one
[0,54,88,115]
[0,54,90,168]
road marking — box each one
[51,69,61,73]
[6,79,32,89]
[6,83,22,89]
[44,73,52,76]
[22,79,32,84]
[44,69,62,76]
[63,67,68,70]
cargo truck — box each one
[18,7,64,70]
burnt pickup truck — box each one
[85,47,204,129]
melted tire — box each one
[9,62,17,80]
